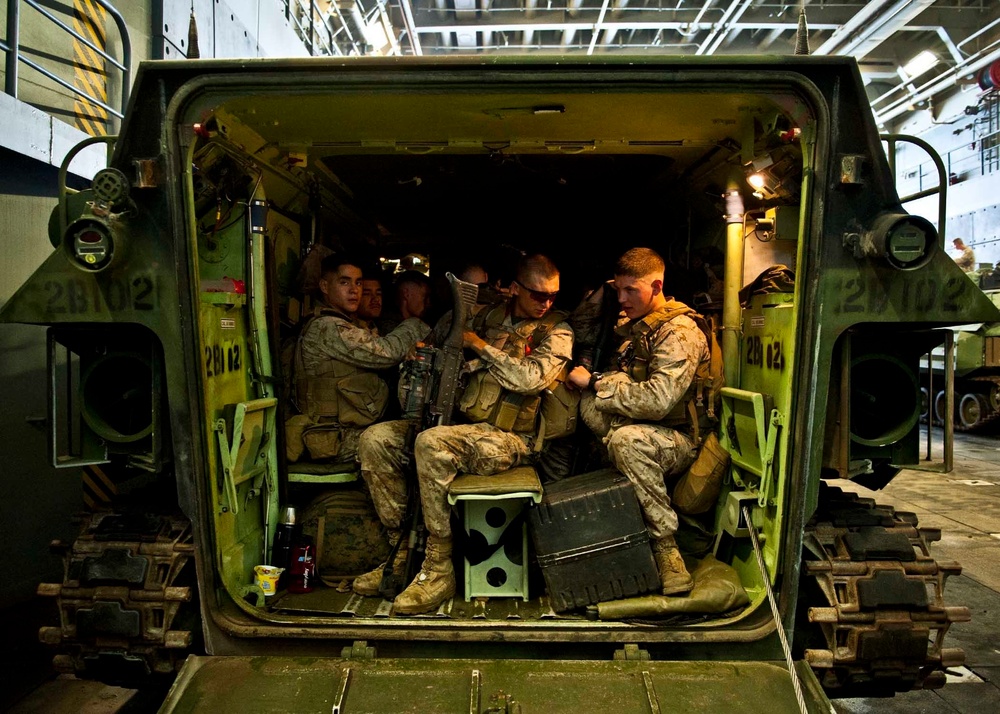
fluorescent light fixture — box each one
[901,50,938,79]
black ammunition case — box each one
[529,468,660,612]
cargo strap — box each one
[535,530,650,568]
[743,506,811,714]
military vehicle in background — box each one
[924,281,1000,432]
[4,55,998,711]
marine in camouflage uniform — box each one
[953,237,976,272]
[355,255,573,614]
[568,247,711,595]
[286,256,429,464]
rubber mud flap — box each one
[80,548,149,585]
[76,601,142,638]
[856,569,928,609]
[843,527,917,561]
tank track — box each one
[955,376,1000,432]
[801,484,969,698]
[37,511,196,685]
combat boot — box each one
[652,535,694,596]
[352,529,409,597]
[392,535,455,615]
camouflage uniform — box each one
[289,309,428,463]
[955,246,976,272]
[358,308,573,539]
[581,306,709,539]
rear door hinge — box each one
[613,644,651,661]
[340,640,376,660]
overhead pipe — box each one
[814,0,934,60]
[958,16,1000,53]
[696,0,752,56]
[399,0,423,54]
[602,0,630,46]
[427,38,700,53]
[812,0,891,55]
[413,20,839,38]
[5,0,19,97]
[690,0,717,31]
[875,44,1000,125]
[710,0,756,54]
[586,0,612,55]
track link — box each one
[801,484,968,697]
[37,511,196,685]
[955,376,1000,432]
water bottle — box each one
[271,506,298,587]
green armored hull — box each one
[5,56,997,709]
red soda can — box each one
[288,540,316,593]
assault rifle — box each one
[378,272,478,599]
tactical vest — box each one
[292,307,389,427]
[458,303,578,442]
[615,300,723,443]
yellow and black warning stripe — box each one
[72,0,108,137]
[82,464,117,509]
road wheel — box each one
[958,393,987,430]
[933,390,953,426]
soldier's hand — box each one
[463,331,487,354]
[567,365,592,390]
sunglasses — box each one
[514,280,559,304]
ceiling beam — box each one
[814,0,936,59]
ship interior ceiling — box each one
[321,0,1000,125]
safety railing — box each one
[895,95,1000,194]
[1,0,131,121]
[284,0,337,56]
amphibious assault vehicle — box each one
[4,56,997,711]
[924,286,1000,432]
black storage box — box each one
[529,468,660,612]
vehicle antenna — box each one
[188,1,201,59]
[794,7,810,56]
